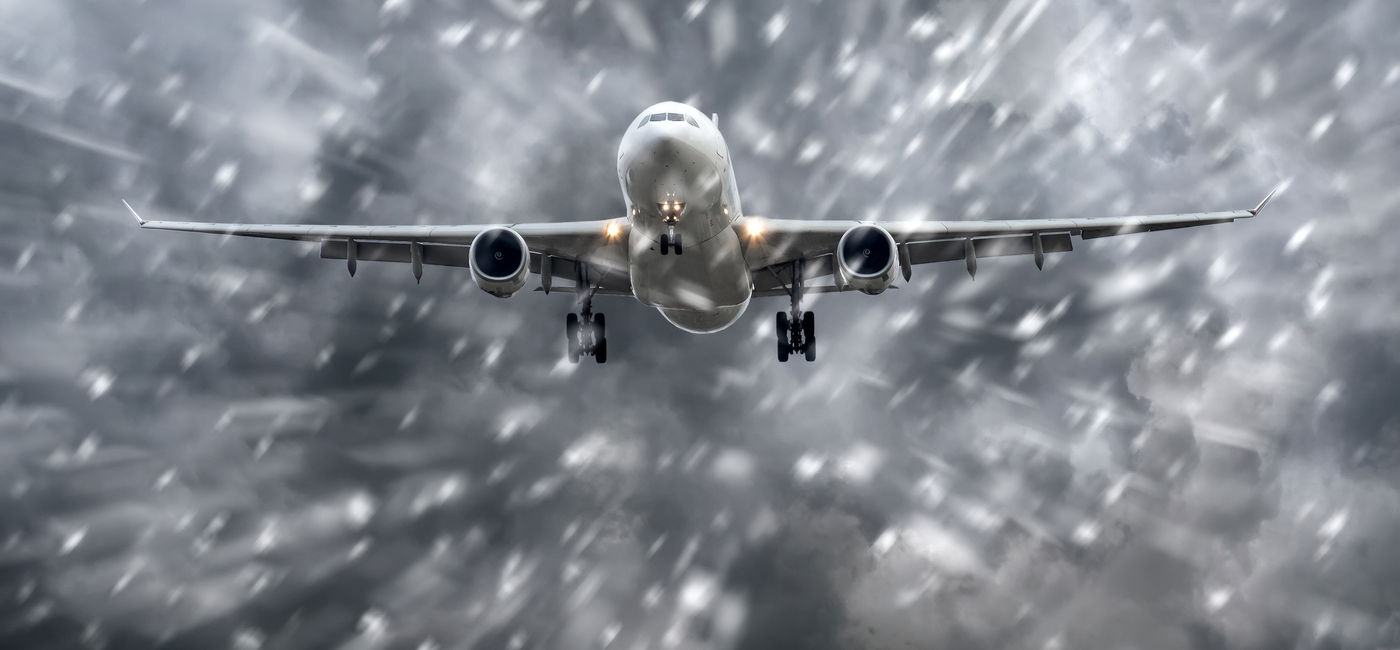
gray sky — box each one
[1,0,1398,648]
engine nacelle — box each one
[836,225,897,294]
[469,227,530,298]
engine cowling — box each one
[469,227,530,298]
[836,225,897,294]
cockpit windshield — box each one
[638,111,701,129]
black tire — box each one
[802,311,816,361]
[673,232,683,255]
[566,313,580,363]
[776,312,791,361]
[659,233,670,255]
[595,337,607,364]
[806,309,817,361]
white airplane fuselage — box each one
[617,101,751,333]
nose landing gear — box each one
[774,260,816,362]
[660,225,683,255]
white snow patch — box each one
[1308,112,1335,142]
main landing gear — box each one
[775,260,816,362]
[566,265,607,364]
[566,311,606,364]
[777,310,815,362]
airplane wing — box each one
[741,187,1277,292]
[123,202,632,293]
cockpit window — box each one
[639,111,702,128]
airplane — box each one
[125,100,1278,364]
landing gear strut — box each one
[566,265,607,364]
[775,260,816,362]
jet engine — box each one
[469,227,530,298]
[836,225,898,294]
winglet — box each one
[1248,185,1280,216]
[121,200,147,226]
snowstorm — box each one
[1,0,1398,648]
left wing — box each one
[123,202,632,293]
[740,188,1277,291]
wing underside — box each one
[743,188,1276,294]
[125,202,632,293]
[314,239,632,293]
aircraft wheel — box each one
[659,234,670,255]
[566,313,581,363]
[595,337,608,364]
[778,337,790,362]
[776,312,789,341]
[802,312,816,362]
[672,232,683,255]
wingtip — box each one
[1248,185,1282,216]
[121,200,147,226]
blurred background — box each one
[1,0,1398,648]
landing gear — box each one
[660,225,683,255]
[777,309,815,362]
[775,260,816,362]
[566,268,607,364]
[566,310,608,364]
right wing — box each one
[124,202,632,293]
[741,188,1277,292]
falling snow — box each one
[0,1,1397,648]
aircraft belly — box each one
[630,227,751,332]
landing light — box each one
[606,221,621,238]
[745,218,765,238]
[657,202,685,219]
